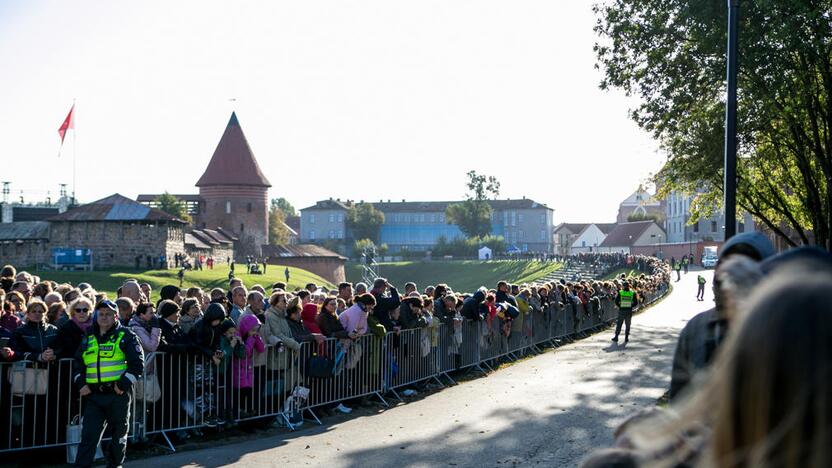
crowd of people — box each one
[0,253,669,466]
[582,232,832,468]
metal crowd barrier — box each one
[0,282,669,455]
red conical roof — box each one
[196,112,271,187]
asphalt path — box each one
[130,269,713,468]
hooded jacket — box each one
[232,314,265,388]
[189,303,227,358]
[301,304,322,334]
[371,287,401,330]
[461,290,487,321]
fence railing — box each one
[0,283,668,457]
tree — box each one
[154,192,191,223]
[627,212,663,223]
[445,170,501,238]
[268,204,291,246]
[346,203,385,242]
[594,0,832,249]
[270,198,297,217]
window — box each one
[329,214,335,223]
[338,229,344,239]
[581,240,586,247]
[431,214,436,223]
[329,230,335,239]
[240,223,244,232]
[337,214,343,223]
[693,222,699,233]
[511,211,516,226]
[519,230,524,240]
[540,230,546,241]
[518,214,524,224]
[309,214,316,224]
[247,202,252,213]
[540,214,545,224]
[711,221,718,232]
[225,201,231,214]
[439,214,445,223]
[309,230,316,240]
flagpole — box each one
[72,99,77,204]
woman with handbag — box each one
[10,300,63,447]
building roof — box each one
[136,194,203,203]
[261,243,347,260]
[554,223,590,235]
[301,198,552,213]
[196,112,271,188]
[48,194,186,223]
[198,228,234,245]
[300,199,353,211]
[10,206,61,222]
[285,215,301,234]
[599,221,659,247]
[596,223,618,234]
[184,233,211,250]
[189,229,220,246]
[0,221,50,241]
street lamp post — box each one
[724,0,740,241]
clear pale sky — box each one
[0,1,663,223]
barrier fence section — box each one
[0,284,668,455]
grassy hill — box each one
[24,265,333,303]
[346,260,562,293]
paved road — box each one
[131,269,712,468]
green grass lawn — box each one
[25,265,333,302]
[346,260,562,293]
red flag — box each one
[58,104,75,145]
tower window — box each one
[240,223,244,232]
[247,203,252,213]
[226,201,231,214]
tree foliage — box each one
[268,204,291,246]
[594,0,832,248]
[270,198,297,217]
[446,170,501,238]
[346,203,385,242]
[154,192,191,223]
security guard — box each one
[73,299,144,468]
[696,274,707,301]
[612,281,638,343]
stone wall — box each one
[0,241,50,267]
[49,221,186,269]
[266,257,346,285]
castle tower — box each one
[195,112,271,257]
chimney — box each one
[401,199,405,202]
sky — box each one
[0,1,663,223]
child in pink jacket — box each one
[232,314,265,417]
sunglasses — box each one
[75,308,90,313]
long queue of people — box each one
[0,255,669,466]
[583,233,832,468]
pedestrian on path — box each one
[696,274,706,301]
[674,261,682,282]
[612,281,638,343]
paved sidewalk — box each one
[130,270,712,468]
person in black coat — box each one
[370,278,400,331]
[55,298,95,359]
[461,288,488,321]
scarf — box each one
[72,316,92,333]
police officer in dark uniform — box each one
[73,300,144,468]
[612,281,638,343]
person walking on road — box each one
[682,255,689,274]
[72,300,144,468]
[611,281,638,343]
[674,260,682,282]
[696,274,706,301]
